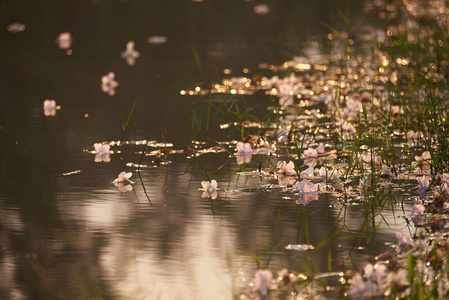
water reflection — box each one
[100,215,234,299]
[0,0,398,298]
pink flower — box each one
[236,142,252,154]
[345,98,362,120]
[415,151,431,174]
[253,4,269,15]
[341,120,356,133]
[7,22,25,33]
[387,269,408,288]
[415,151,431,162]
[223,77,249,89]
[407,131,422,144]
[201,180,218,199]
[361,153,382,166]
[277,174,296,187]
[43,99,57,116]
[252,269,272,296]
[114,182,133,192]
[416,175,429,193]
[147,35,167,45]
[101,72,118,96]
[295,193,318,206]
[410,203,425,215]
[276,161,296,176]
[303,147,318,158]
[278,82,294,107]
[94,143,111,162]
[294,179,318,193]
[396,232,409,254]
[121,41,140,66]
[57,32,72,49]
[316,143,325,154]
[318,167,341,184]
[409,203,425,226]
[380,164,393,177]
[113,172,134,184]
[236,142,252,164]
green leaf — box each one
[191,44,202,71]
[251,254,265,269]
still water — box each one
[0,1,409,299]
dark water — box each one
[0,1,408,299]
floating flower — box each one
[349,263,390,297]
[277,174,296,187]
[285,244,315,251]
[101,72,118,96]
[348,273,371,297]
[278,82,294,107]
[304,143,326,158]
[436,173,449,185]
[416,175,429,193]
[236,141,252,164]
[113,171,134,184]
[223,77,249,89]
[264,75,279,89]
[276,161,296,176]
[395,231,425,256]
[303,147,318,158]
[121,41,140,66]
[253,4,269,15]
[295,193,318,206]
[301,166,317,177]
[43,99,57,116]
[236,155,251,165]
[415,151,431,163]
[387,269,409,289]
[114,182,133,192]
[147,35,167,45]
[236,141,252,154]
[415,151,431,174]
[409,203,425,226]
[293,179,319,206]
[340,119,356,133]
[201,180,218,199]
[344,98,362,120]
[252,269,272,296]
[410,203,425,215]
[318,167,341,184]
[57,32,72,49]
[94,143,111,162]
[396,232,408,252]
[358,91,372,102]
[316,142,325,154]
[407,130,422,145]
[7,22,25,33]
[294,179,318,193]
[380,164,393,178]
[361,153,382,166]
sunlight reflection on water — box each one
[2,0,419,298]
